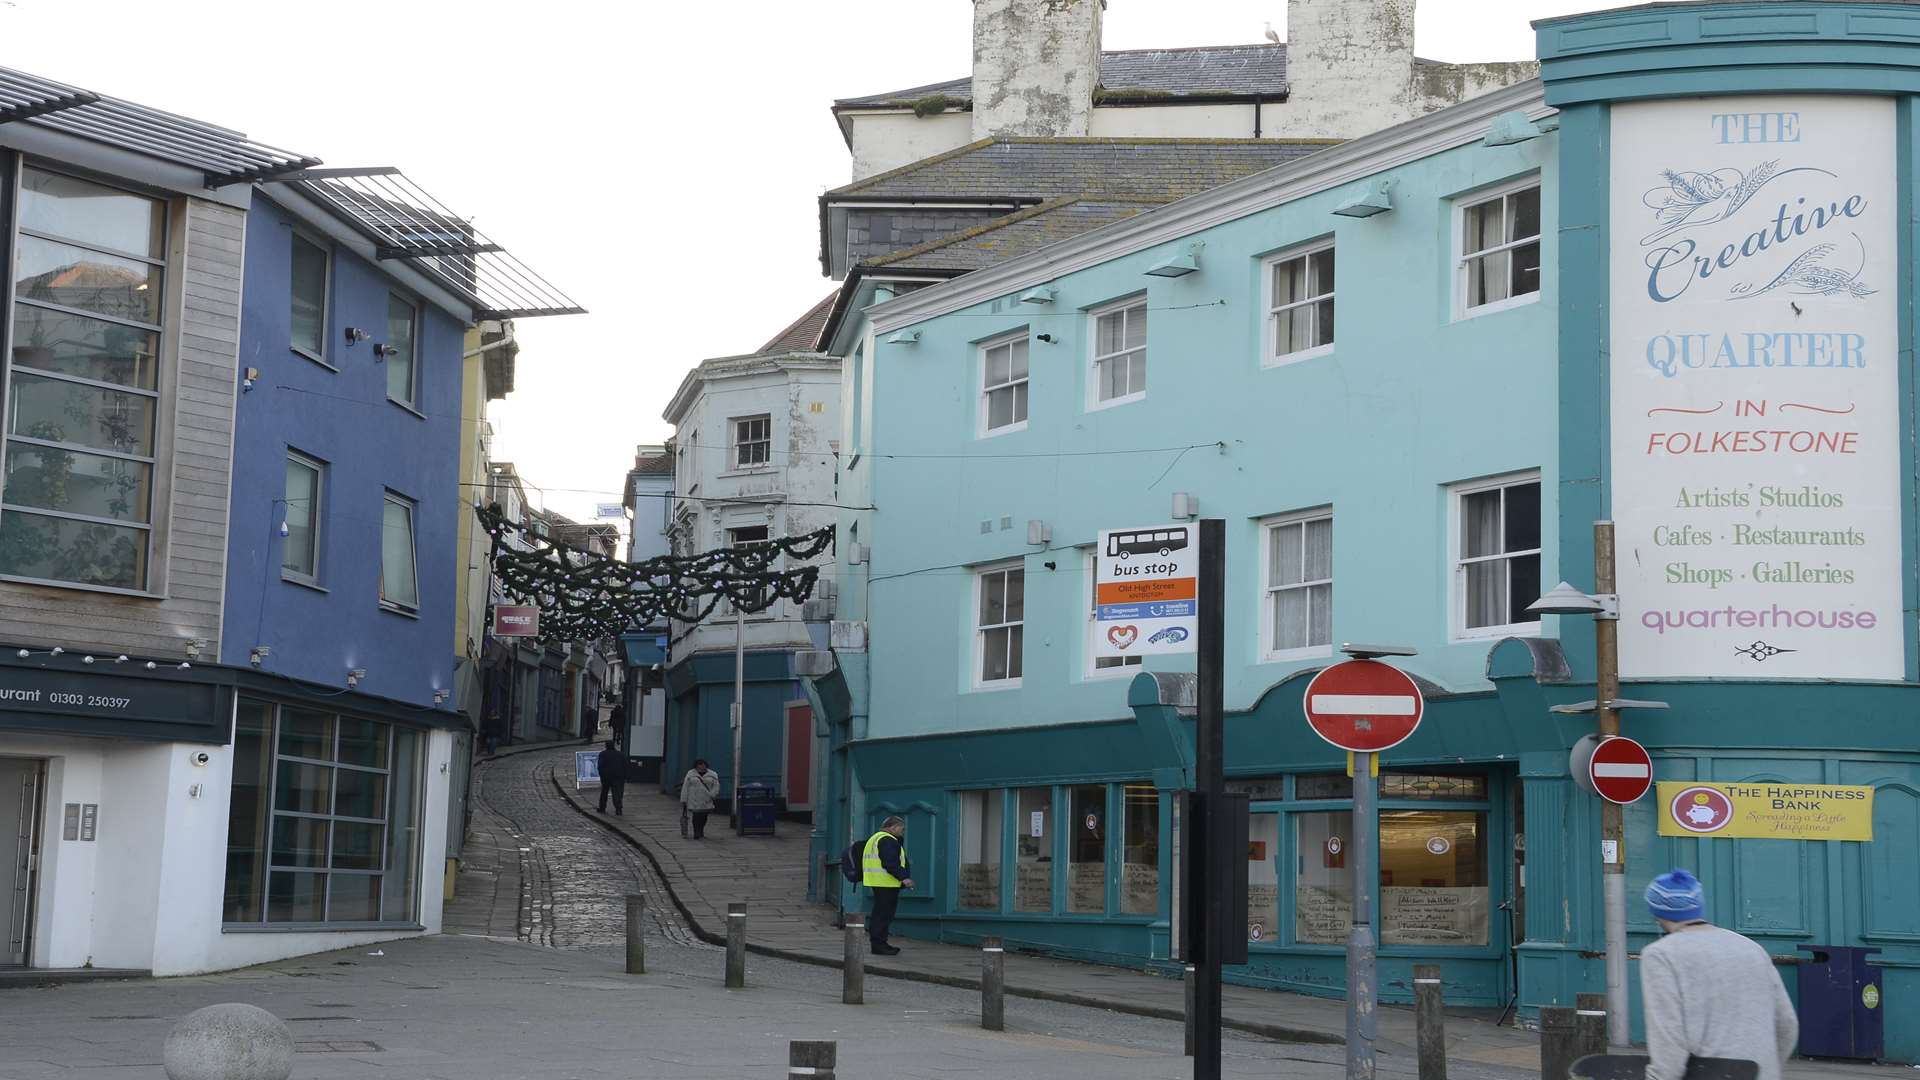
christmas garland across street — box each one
[474,504,834,643]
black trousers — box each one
[598,779,625,814]
[868,886,901,947]
[690,810,711,838]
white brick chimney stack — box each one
[971,0,1104,140]
[1283,0,1420,138]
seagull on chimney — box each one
[1264,20,1282,45]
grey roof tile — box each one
[829,137,1330,202]
[836,44,1289,106]
[867,198,1161,272]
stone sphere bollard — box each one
[162,1003,293,1080]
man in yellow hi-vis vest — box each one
[862,815,912,954]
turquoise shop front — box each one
[842,640,1920,1059]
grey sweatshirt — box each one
[1640,924,1799,1080]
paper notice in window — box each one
[1381,886,1489,946]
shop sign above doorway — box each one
[1655,781,1873,840]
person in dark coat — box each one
[596,739,626,815]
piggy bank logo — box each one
[1669,786,1733,834]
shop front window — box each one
[222,699,426,927]
[1014,786,1052,911]
[1249,812,1280,943]
[1381,809,1489,946]
[958,789,1003,911]
[1121,784,1160,915]
[1068,784,1105,913]
[1294,810,1353,945]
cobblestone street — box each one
[445,746,700,950]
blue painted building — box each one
[810,3,1920,1059]
[221,169,581,937]
[225,187,465,706]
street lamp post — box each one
[1528,521,1630,1047]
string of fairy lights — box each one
[476,503,834,645]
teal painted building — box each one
[807,3,1920,1059]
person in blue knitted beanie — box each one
[1646,868,1705,925]
[1639,869,1798,1080]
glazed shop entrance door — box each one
[0,757,42,967]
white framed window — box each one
[1262,509,1333,659]
[384,292,418,407]
[290,232,331,363]
[1090,297,1146,408]
[979,333,1029,436]
[973,562,1024,688]
[379,492,419,613]
[282,451,324,585]
[1449,471,1542,638]
[1455,179,1541,318]
[732,415,771,469]
[1264,241,1334,365]
[1082,547,1141,679]
[724,523,771,614]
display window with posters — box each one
[1229,770,1501,951]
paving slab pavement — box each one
[531,747,1902,1080]
[0,933,1539,1080]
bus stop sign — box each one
[1092,524,1199,660]
[1303,660,1425,753]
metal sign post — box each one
[1192,518,1225,1080]
[1302,647,1423,1080]
[1347,748,1378,1080]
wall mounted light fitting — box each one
[347,668,366,689]
[1332,178,1394,218]
[250,646,271,667]
[1019,286,1056,305]
[242,366,259,392]
[372,343,396,361]
[345,327,369,345]
[884,330,920,345]
[1144,241,1204,278]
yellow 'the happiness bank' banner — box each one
[1656,782,1874,841]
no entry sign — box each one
[1589,736,1653,805]
[1302,660,1424,753]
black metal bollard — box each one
[788,1039,836,1079]
[1541,1005,1578,1080]
[1414,963,1447,1080]
[625,893,646,975]
[842,915,865,1004]
[981,936,1005,1031]
[1184,963,1196,1057]
[725,902,746,988]
[1575,992,1608,1058]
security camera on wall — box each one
[190,751,211,766]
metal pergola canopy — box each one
[283,168,585,320]
[0,65,319,187]
[0,69,99,125]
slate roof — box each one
[758,292,838,354]
[829,137,1331,202]
[836,44,1289,107]
[867,197,1160,273]
[631,454,674,477]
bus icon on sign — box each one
[1107,527,1189,559]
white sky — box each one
[2,0,1595,522]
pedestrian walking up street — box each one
[1641,869,1799,1080]
[595,739,626,815]
[680,757,721,839]
[862,815,913,955]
